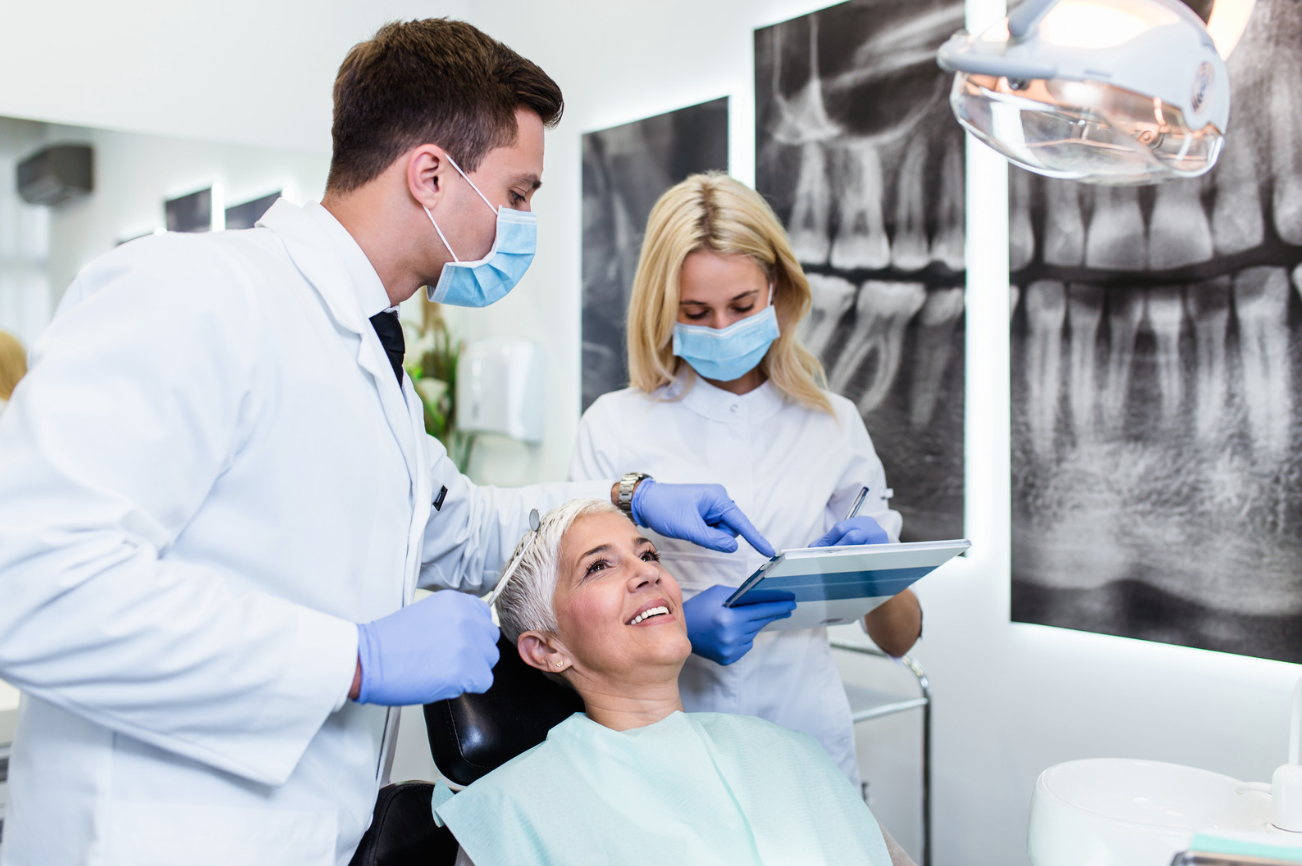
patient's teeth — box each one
[1009,168,1035,271]
[1186,277,1231,443]
[891,141,930,272]
[1084,186,1148,270]
[1234,267,1292,456]
[828,281,926,414]
[1271,57,1302,245]
[1066,284,1103,439]
[789,143,833,265]
[1210,135,1263,257]
[1101,291,1145,435]
[909,287,965,428]
[1148,182,1213,270]
[931,134,965,272]
[1024,281,1066,457]
[1042,180,1085,267]
[799,274,855,361]
[830,141,891,270]
[1145,286,1186,422]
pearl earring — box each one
[555,660,564,668]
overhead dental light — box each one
[936,0,1255,184]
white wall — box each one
[2,2,1300,865]
[43,124,330,308]
[0,117,51,351]
[0,0,466,154]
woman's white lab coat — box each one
[0,200,608,866]
[570,371,902,785]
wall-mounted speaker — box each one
[17,144,93,206]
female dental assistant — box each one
[570,173,922,784]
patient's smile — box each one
[626,602,672,626]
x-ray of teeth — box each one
[756,0,966,542]
[1011,0,1302,663]
[580,99,728,412]
[799,274,857,359]
[1066,284,1103,439]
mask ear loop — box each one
[424,207,460,262]
[443,153,501,215]
[485,508,542,608]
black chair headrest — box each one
[424,635,585,786]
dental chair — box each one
[347,636,584,866]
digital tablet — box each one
[723,539,971,631]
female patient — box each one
[434,498,913,866]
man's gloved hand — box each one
[355,591,500,706]
[683,584,796,666]
[810,515,890,548]
[630,480,775,556]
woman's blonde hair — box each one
[0,331,26,401]
[626,172,833,415]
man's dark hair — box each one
[326,19,563,194]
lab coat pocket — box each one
[103,800,337,866]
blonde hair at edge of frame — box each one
[0,330,26,401]
[495,498,628,677]
[626,172,834,416]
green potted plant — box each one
[404,303,476,472]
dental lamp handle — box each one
[1008,0,1058,39]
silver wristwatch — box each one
[618,472,652,517]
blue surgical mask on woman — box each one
[672,285,780,382]
[424,154,537,308]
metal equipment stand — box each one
[830,640,932,866]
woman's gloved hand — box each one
[631,479,775,556]
[810,516,890,548]
[355,591,500,706]
[683,584,796,666]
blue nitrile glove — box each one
[631,480,776,556]
[683,584,797,666]
[810,515,890,547]
[355,590,500,706]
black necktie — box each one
[369,310,405,386]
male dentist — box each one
[0,19,772,866]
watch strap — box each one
[618,472,651,516]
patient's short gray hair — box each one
[496,498,626,644]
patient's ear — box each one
[518,631,570,673]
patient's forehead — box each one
[559,512,644,571]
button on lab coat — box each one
[571,372,902,785]
[0,200,608,866]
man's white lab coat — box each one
[570,372,903,786]
[0,200,607,866]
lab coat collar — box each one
[670,366,789,423]
[257,198,424,493]
[303,202,394,319]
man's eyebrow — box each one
[512,172,542,191]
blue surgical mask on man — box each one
[424,154,536,308]
[672,285,780,382]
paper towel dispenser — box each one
[457,339,544,443]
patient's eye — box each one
[640,549,660,563]
[584,558,610,578]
